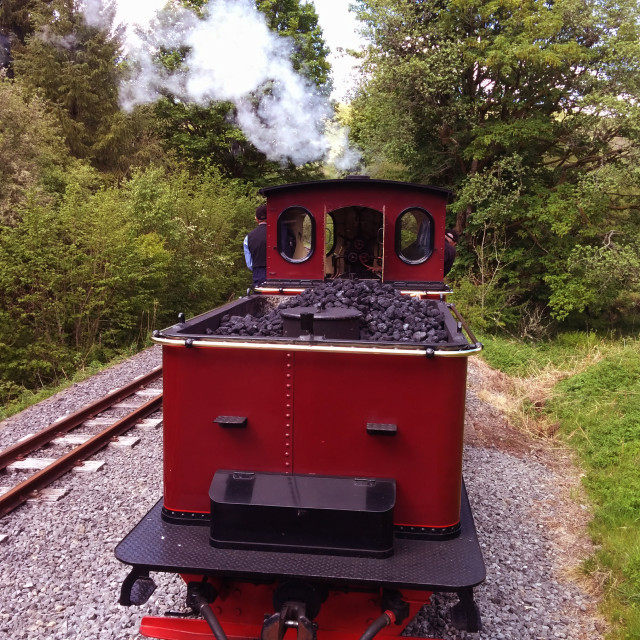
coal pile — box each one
[213,281,449,344]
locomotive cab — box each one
[116,178,486,640]
[258,177,451,291]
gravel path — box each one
[0,348,605,639]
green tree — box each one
[0,167,170,395]
[13,0,121,158]
[257,0,331,92]
[350,0,640,328]
[0,75,75,224]
[12,0,164,177]
[0,0,44,48]
[155,0,331,181]
[121,165,257,317]
[0,163,257,401]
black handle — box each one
[214,416,248,428]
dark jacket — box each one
[247,223,267,269]
[444,242,456,276]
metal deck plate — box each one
[115,484,485,591]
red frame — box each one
[260,180,451,284]
[140,577,441,640]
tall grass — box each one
[547,340,640,638]
[481,333,640,639]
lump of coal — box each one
[213,280,449,344]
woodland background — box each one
[2,1,640,635]
[1,0,639,400]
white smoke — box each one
[324,121,363,172]
[81,0,362,170]
[38,25,78,50]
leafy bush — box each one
[546,243,640,321]
[0,164,257,401]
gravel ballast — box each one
[0,346,605,639]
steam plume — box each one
[81,0,361,169]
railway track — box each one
[0,367,163,518]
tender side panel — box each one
[162,341,468,529]
[162,346,292,514]
[290,351,467,528]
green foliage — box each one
[350,0,640,330]
[479,331,607,376]
[450,277,523,334]
[0,0,36,49]
[546,341,640,637]
[11,0,165,177]
[546,243,640,320]
[0,75,75,224]
[0,170,169,391]
[121,165,257,318]
[0,164,257,403]
[13,0,121,159]
[154,98,323,184]
[256,0,331,92]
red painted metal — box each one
[162,342,467,528]
[162,346,291,514]
[290,350,467,527]
[140,617,445,640]
[140,578,439,640]
[261,180,449,284]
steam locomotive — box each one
[116,177,485,640]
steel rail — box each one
[0,366,162,473]
[0,393,162,518]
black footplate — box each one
[115,481,485,592]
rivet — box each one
[285,462,290,467]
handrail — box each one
[152,335,482,358]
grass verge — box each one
[480,332,640,639]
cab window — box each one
[278,207,314,262]
[396,208,433,264]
